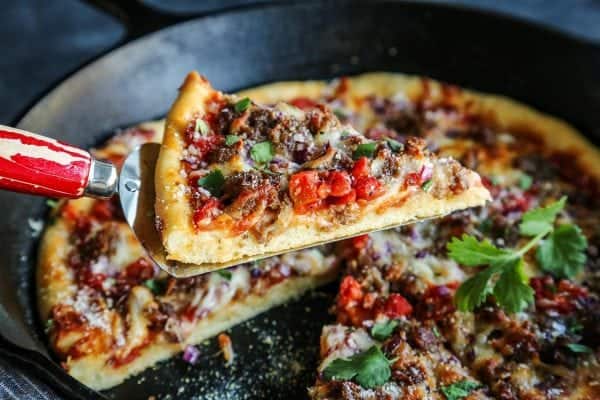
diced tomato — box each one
[351,234,370,250]
[193,198,223,227]
[289,170,323,207]
[125,258,156,282]
[317,182,332,199]
[289,97,318,110]
[405,172,421,186]
[355,176,385,200]
[330,189,356,206]
[327,171,352,197]
[338,276,364,307]
[382,293,413,318]
[78,269,106,291]
[352,157,371,179]
[294,200,324,215]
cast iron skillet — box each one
[2,1,599,399]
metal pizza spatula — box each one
[0,125,197,277]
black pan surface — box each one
[2,1,600,399]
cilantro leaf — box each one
[234,97,251,113]
[492,258,534,313]
[217,270,232,280]
[198,169,225,197]
[440,380,482,400]
[46,199,59,209]
[225,135,240,146]
[447,235,512,267]
[371,320,399,341]
[250,141,274,164]
[421,180,433,192]
[537,224,587,279]
[454,267,497,312]
[194,119,209,135]
[385,138,403,152]
[519,196,566,236]
[518,173,533,190]
[323,346,391,389]
[143,279,165,295]
[566,343,592,353]
[353,143,377,159]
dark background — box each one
[1,0,599,398]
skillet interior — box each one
[2,1,600,399]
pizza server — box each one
[0,124,199,276]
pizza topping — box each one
[182,344,200,364]
[448,197,587,313]
[322,345,391,389]
[197,169,225,197]
[370,320,399,341]
[440,380,482,400]
[218,333,235,364]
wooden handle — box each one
[0,125,92,198]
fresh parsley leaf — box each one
[371,320,399,341]
[447,235,512,267]
[454,266,497,312]
[198,169,225,197]
[194,118,209,135]
[250,141,274,164]
[421,179,433,192]
[568,322,583,334]
[143,279,164,295]
[225,135,240,146]
[217,270,232,280]
[440,380,481,400]
[323,346,391,389]
[492,258,534,313]
[519,196,566,237]
[537,224,587,279]
[385,138,403,152]
[432,326,441,338]
[566,343,592,353]
[518,173,533,190]
[234,97,251,113]
[353,143,377,159]
[46,199,59,209]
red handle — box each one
[0,125,92,198]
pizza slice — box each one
[154,72,490,270]
[37,123,339,390]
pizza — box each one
[154,72,490,270]
[38,72,600,398]
[37,121,339,390]
[270,74,598,400]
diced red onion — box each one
[182,344,200,364]
[420,164,433,182]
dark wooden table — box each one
[1,0,599,398]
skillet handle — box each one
[82,0,186,39]
[0,125,117,199]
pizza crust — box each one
[65,271,336,390]
[155,72,490,269]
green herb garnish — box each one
[448,197,586,313]
[194,119,209,136]
[225,135,240,146]
[519,173,533,190]
[566,343,592,353]
[198,169,225,197]
[385,138,404,152]
[370,320,399,341]
[143,279,165,295]
[440,380,482,400]
[353,143,377,159]
[421,179,433,192]
[217,270,232,280]
[322,346,391,389]
[234,97,251,113]
[250,141,274,164]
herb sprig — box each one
[448,197,587,313]
[322,346,391,389]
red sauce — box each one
[531,276,589,314]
